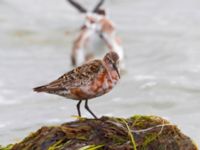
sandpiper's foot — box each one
[76,100,82,117]
[85,100,98,119]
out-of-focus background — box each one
[0,0,200,146]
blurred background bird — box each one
[68,0,125,70]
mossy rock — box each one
[2,115,198,150]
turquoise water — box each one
[0,0,200,146]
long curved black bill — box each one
[113,63,120,79]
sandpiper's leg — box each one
[84,99,98,119]
[76,100,82,117]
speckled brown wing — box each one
[33,60,104,92]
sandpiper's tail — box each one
[33,85,48,92]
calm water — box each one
[0,0,200,146]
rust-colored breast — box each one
[90,71,106,93]
[89,69,118,97]
[70,88,88,100]
[68,71,110,100]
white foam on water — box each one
[133,75,156,81]
[140,81,157,89]
[0,122,11,129]
[103,113,113,117]
[112,97,121,102]
[0,96,20,105]
[0,124,7,129]
[45,118,62,124]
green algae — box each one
[141,133,159,149]
[129,115,167,130]
[0,144,13,150]
[121,118,137,150]
[5,115,198,150]
[79,144,104,150]
[48,139,65,150]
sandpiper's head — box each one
[104,51,119,63]
[103,51,120,78]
